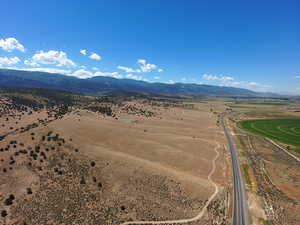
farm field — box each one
[238,119,300,153]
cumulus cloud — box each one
[117,59,159,73]
[80,49,87,55]
[89,52,101,61]
[221,80,271,90]
[202,73,270,91]
[138,59,157,72]
[117,66,141,73]
[24,59,39,67]
[25,50,76,67]
[71,69,123,79]
[72,69,93,79]
[154,76,160,80]
[8,67,71,74]
[0,37,25,52]
[125,74,149,81]
[0,56,20,65]
[80,50,102,60]
[202,74,234,81]
[92,67,99,71]
[167,80,176,84]
[94,71,122,79]
[158,68,163,72]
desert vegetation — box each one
[0,87,229,225]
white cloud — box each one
[138,59,157,72]
[293,76,300,79]
[117,59,158,73]
[222,80,271,90]
[71,69,123,79]
[72,69,94,79]
[167,80,176,84]
[0,56,20,65]
[202,74,234,81]
[154,76,160,80]
[125,73,149,81]
[126,73,139,80]
[0,37,25,52]
[158,68,163,72]
[8,67,71,74]
[89,52,101,61]
[137,59,146,65]
[92,67,99,71]
[80,49,87,55]
[94,71,123,79]
[24,59,39,67]
[117,65,141,73]
[26,50,76,67]
[202,73,270,91]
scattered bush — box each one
[80,177,86,184]
[4,198,13,206]
[1,210,7,217]
[26,187,33,195]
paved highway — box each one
[222,119,250,225]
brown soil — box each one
[0,97,229,225]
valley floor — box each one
[0,94,230,225]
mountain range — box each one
[0,69,273,97]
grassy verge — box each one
[242,164,251,187]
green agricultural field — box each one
[234,100,292,105]
[238,119,300,152]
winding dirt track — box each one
[118,135,221,225]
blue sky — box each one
[0,0,299,94]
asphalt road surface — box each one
[223,120,250,225]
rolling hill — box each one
[0,68,268,97]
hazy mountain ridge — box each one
[0,69,270,97]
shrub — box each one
[1,210,7,217]
[80,177,86,184]
[4,198,13,206]
[9,194,15,200]
[26,188,33,195]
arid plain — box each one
[0,90,230,225]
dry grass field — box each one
[0,89,230,225]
